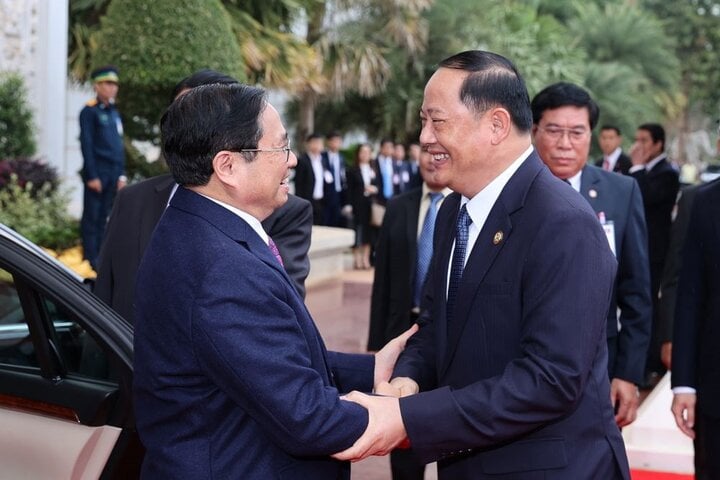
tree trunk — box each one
[297,91,316,147]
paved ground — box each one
[306,268,438,480]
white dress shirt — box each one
[447,145,533,292]
[604,147,622,171]
[199,193,269,245]
[310,154,325,200]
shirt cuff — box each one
[672,386,697,395]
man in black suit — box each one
[294,133,327,224]
[94,71,313,324]
[596,125,632,174]
[629,123,680,382]
[407,142,423,189]
[531,83,652,427]
[320,131,348,227]
[368,148,451,479]
[671,179,720,479]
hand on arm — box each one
[375,377,419,397]
[373,324,418,389]
[671,393,696,439]
[610,378,640,427]
[332,391,407,462]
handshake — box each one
[332,325,420,462]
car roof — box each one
[0,223,83,281]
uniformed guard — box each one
[79,65,126,270]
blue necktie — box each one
[446,204,472,325]
[414,192,444,308]
[382,159,394,199]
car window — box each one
[43,297,117,383]
[0,267,39,368]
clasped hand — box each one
[334,324,421,462]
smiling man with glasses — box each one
[531,82,652,428]
[133,82,417,479]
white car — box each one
[0,223,140,479]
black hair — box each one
[600,125,622,136]
[530,82,600,130]
[305,133,323,142]
[380,138,395,147]
[160,83,266,186]
[439,50,533,133]
[170,69,238,102]
[326,131,342,139]
[638,123,666,151]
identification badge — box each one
[324,171,334,184]
[402,171,410,182]
[602,220,616,257]
[393,174,400,185]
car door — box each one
[0,227,139,479]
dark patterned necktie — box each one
[446,204,472,325]
[414,192,444,308]
[268,237,284,267]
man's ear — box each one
[212,150,238,186]
[489,107,512,145]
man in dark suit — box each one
[368,149,451,479]
[335,51,630,479]
[294,133,327,224]
[629,123,680,382]
[407,142,423,189]
[596,125,632,174]
[531,82,652,427]
[134,83,415,479]
[320,131,348,227]
[94,70,313,324]
[671,179,720,479]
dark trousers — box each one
[695,407,720,480]
[81,176,117,269]
[310,199,325,225]
[391,449,425,480]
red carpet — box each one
[631,470,693,480]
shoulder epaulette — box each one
[86,98,98,107]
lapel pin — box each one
[589,188,598,198]
[493,231,504,245]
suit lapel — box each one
[169,187,294,290]
[440,152,544,375]
[139,175,176,257]
[405,189,422,287]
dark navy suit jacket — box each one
[579,165,652,384]
[394,152,630,479]
[134,187,372,479]
[672,180,720,417]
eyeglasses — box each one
[238,146,292,163]
[537,126,589,143]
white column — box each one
[36,0,69,173]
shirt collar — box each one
[422,182,452,199]
[198,193,269,245]
[566,169,582,192]
[462,145,533,225]
[646,152,667,171]
[607,147,621,164]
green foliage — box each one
[124,138,167,181]
[0,74,36,159]
[641,0,720,114]
[92,0,245,141]
[0,175,79,251]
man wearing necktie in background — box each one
[368,149,451,479]
[531,82,652,428]
[596,125,632,175]
[334,50,629,479]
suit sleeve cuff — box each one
[672,386,697,395]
